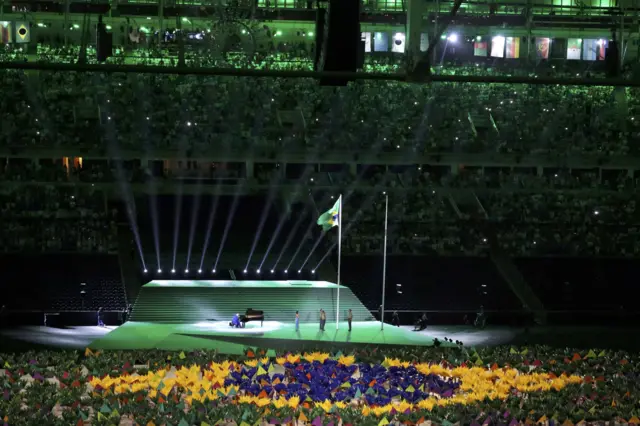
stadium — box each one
[1,0,640,424]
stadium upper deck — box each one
[0,0,637,64]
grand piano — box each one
[240,308,264,327]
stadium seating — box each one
[0,43,638,324]
[0,254,126,311]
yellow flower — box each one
[275,357,287,365]
[337,355,355,367]
[417,398,436,411]
[273,398,287,409]
[260,357,270,365]
[286,354,301,364]
[317,399,333,413]
[381,357,409,368]
[361,406,371,416]
[239,395,256,405]
[256,398,271,408]
[335,401,347,409]
[396,400,413,413]
[244,359,259,368]
[287,396,300,410]
[131,383,146,393]
[303,352,330,363]
[372,405,392,417]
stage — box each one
[4,280,639,354]
[88,321,456,354]
[4,323,640,353]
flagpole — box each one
[381,193,388,330]
[336,194,342,330]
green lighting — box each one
[440,34,447,40]
[476,35,481,41]
[73,24,80,29]
[276,30,283,36]
[37,23,45,28]
[308,31,314,37]
[106,25,112,30]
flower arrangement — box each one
[1,346,639,425]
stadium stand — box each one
[1,14,639,325]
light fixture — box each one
[171,269,176,273]
[157,269,162,273]
[144,269,148,273]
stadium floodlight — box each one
[298,270,301,274]
[257,269,261,274]
[271,269,274,273]
[157,269,162,273]
[212,269,216,273]
[144,269,148,273]
[284,270,288,273]
[185,269,189,273]
[171,269,176,273]
[447,33,458,43]
[198,269,202,273]
[312,270,316,274]
[243,269,247,273]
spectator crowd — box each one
[0,178,117,253]
[1,44,638,158]
[1,44,639,257]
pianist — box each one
[230,313,242,328]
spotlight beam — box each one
[283,190,336,272]
[271,203,309,271]
[258,164,318,272]
[97,81,146,272]
[244,184,278,272]
[172,188,183,270]
[297,231,326,271]
[149,192,161,273]
[213,181,245,272]
[199,194,220,271]
[312,93,437,270]
[185,183,203,271]
[308,102,432,272]
[212,82,281,272]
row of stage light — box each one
[143,268,316,274]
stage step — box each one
[130,280,374,323]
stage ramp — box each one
[130,280,373,323]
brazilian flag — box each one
[316,198,340,232]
